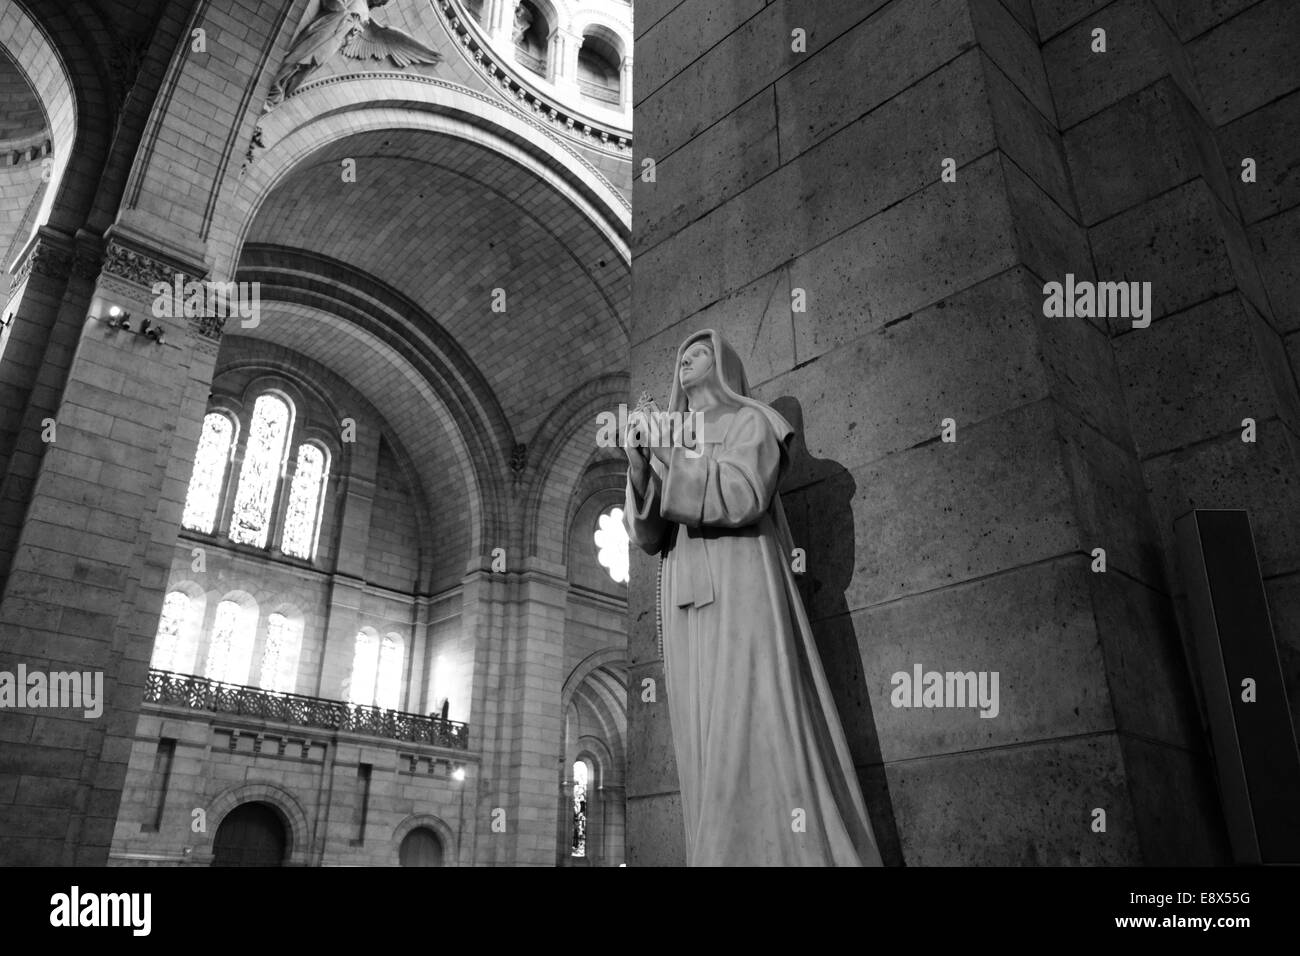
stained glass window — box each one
[205,600,256,686]
[229,394,291,548]
[348,631,379,707]
[594,506,630,584]
[281,443,328,559]
[151,591,190,672]
[182,413,234,534]
[259,612,302,693]
[572,760,588,857]
[377,634,404,711]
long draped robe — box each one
[626,403,882,866]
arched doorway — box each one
[399,827,444,867]
[211,802,287,866]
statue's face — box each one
[679,341,714,389]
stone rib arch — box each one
[207,76,630,283]
[0,0,87,242]
[231,252,518,567]
[523,371,629,561]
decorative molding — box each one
[0,133,53,168]
[240,124,266,177]
[434,0,632,157]
[292,71,630,214]
[102,239,198,289]
[510,441,528,484]
[189,313,227,344]
[9,237,72,292]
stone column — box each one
[627,0,1238,867]
[466,556,567,865]
[551,29,582,91]
[0,231,218,865]
[313,424,378,702]
[481,0,515,44]
[619,56,633,113]
[601,782,625,865]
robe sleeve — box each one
[624,466,668,553]
[660,407,781,529]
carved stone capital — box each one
[102,239,197,289]
[9,237,73,292]
[185,314,226,355]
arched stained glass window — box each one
[229,394,292,548]
[348,630,380,707]
[258,612,302,694]
[281,443,329,559]
[572,760,588,857]
[376,634,404,711]
[182,413,234,534]
[206,599,256,686]
[151,591,190,672]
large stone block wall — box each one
[628,0,1298,865]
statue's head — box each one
[666,329,794,447]
[677,337,715,390]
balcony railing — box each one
[578,79,621,105]
[144,669,470,750]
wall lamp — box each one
[100,304,132,331]
[140,318,165,345]
[93,305,164,345]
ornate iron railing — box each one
[144,669,470,749]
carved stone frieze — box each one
[102,240,195,289]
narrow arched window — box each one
[182,412,234,534]
[348,630,380,707]
[259,612,302,693]
[281,443,329,559]
[206,599,257,686]
[152,591,191,672]
[571,760,589,857]
[229,394,292,548]
[376,634,404,711]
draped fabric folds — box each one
[625,330,882,867]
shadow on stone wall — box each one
[773,396,904,866]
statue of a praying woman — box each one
[623,329,883,866]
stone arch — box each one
[151,579,206,674]
[202,782,312,866]
[227,264,503,569]
[207,75,630,283]
[572,18,629,64]
[391,812,459,866]
[214,343,446,588]
[0,0,81,243]
[561,647,627,710]
[524,371,628,561]
[573,736,613,789]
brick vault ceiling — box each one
[242,127,631,445]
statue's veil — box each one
[665,329,793,444]
[655,331,883,862]
[661,329,800,555]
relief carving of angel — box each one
[264,0,442,111]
